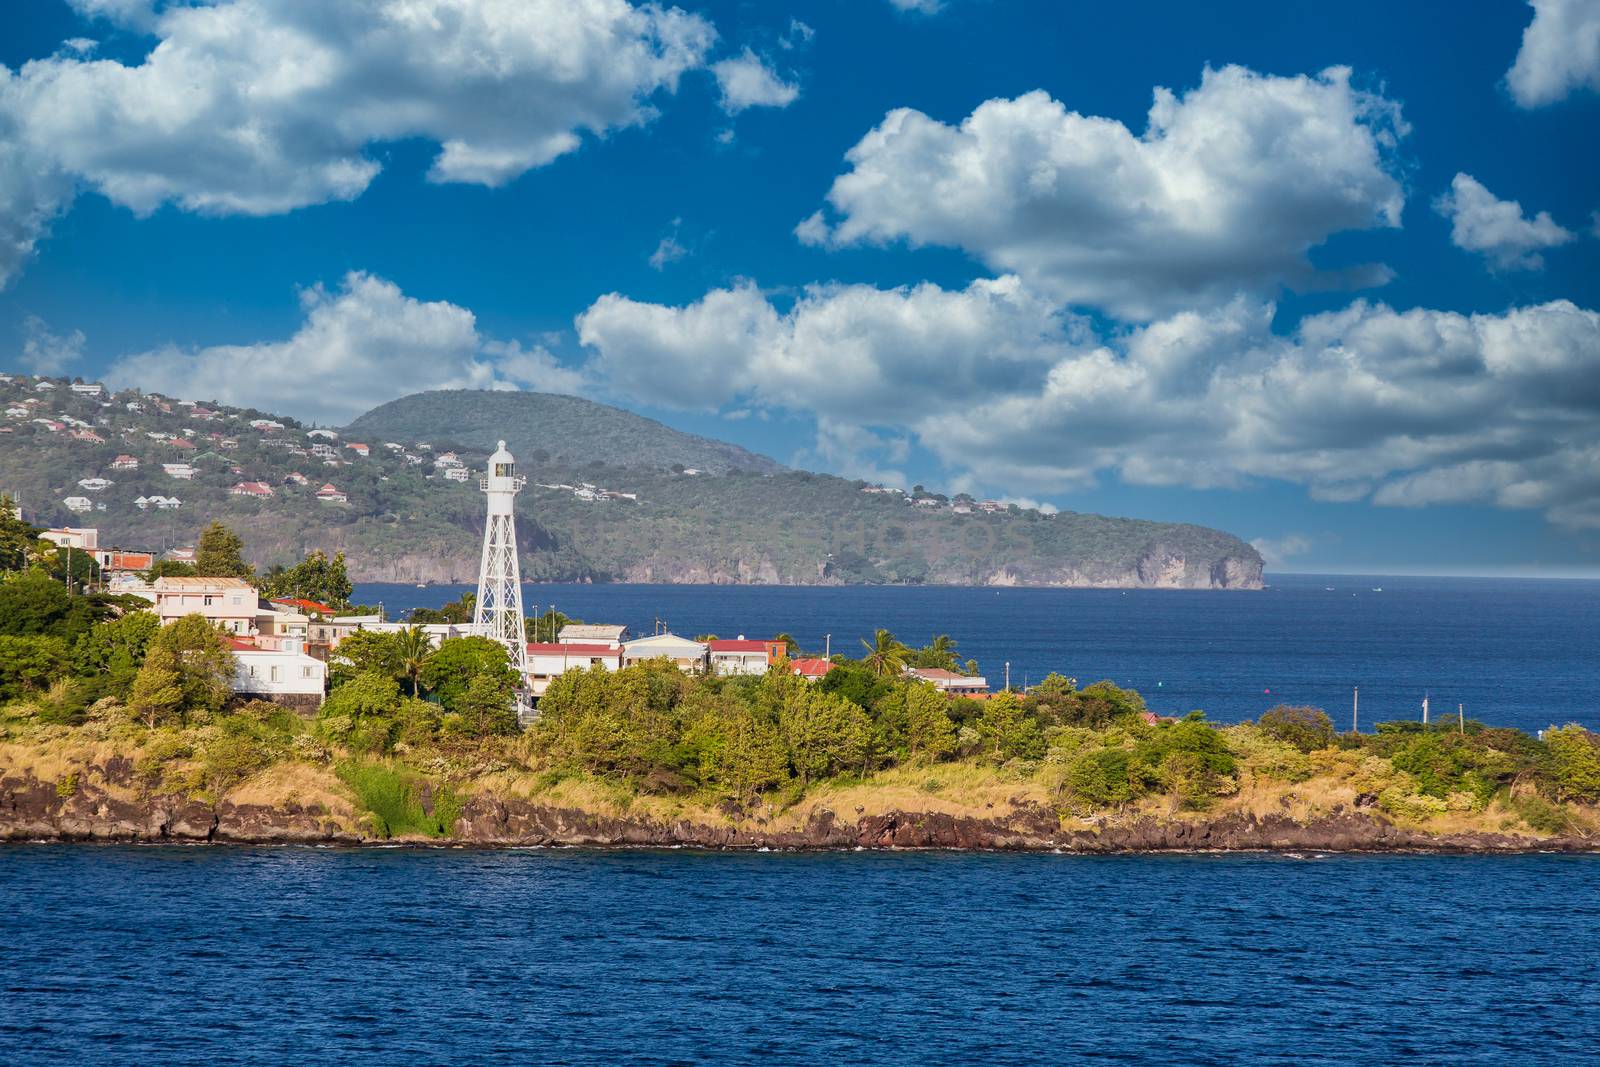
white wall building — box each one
[621,633,707,672]
[230,636,326,710]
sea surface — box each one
[356,573,1600,735]
[2,847,1597,1065]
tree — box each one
[72,610,160,702]
[908,634,960,671]
[976,691,1044,762]
[686,705,789,804]
[773,632,801,658]
[331,630,403,687]
[780,689,871,783]
[144,559,197,580]
[394,626,433,696]
[0,570,95,640]
[859,628,909,678]
[322,671,404,719]
[418,636,518,715]
[1545,726,1600,803]
[259,550,352,609]
[903,684,957,763]
[1258,705,1336,752]
[129,645,185,728]
[0,496,54,574]
[0,635,72,701]
[458,672,519,737]
[195,522,252,579]
[151,614,235,719]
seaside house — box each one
[153,576,258,634]
[621,633,708,672]
[228,636,326,711]
[904,667,990,698]
[707,637,786,676]
[789,657,835,681]
[524,642,623,696]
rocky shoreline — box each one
[3,770,1593,854]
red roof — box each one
[227,637,259,651]
[708,639,777,653]
[272,597,334,615]
[526,642,622,656]
[790,657,834,678]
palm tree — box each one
[774,632,800,658]
[396,625,433,696]
[860,628,910,678]
[926,634,958,671]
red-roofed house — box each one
[789,657,835,681]
[346,442,370,457]
[169,437,196,450]
[230,481,275,498]
[271,596,335,617]
[316,483,348,503]
[111,454,139,470]
[525,642,622,696]
[707,637,786,676]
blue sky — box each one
[2,0,1598,574]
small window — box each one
[302,666,314,679]
[203,595,214,606]
[270,666,282,682]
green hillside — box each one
[0,377,1263,588]
[344,389,784,475]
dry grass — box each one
[226,762,354,817]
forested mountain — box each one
[0,377,1263,588]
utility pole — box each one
[1352,686,1359,734]
[1004,661,1011,692]
[1422,693,1429,726]
[1459,703,1465,736]
[825,633,831,660]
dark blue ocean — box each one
[358,573,1600,735]
[3,847,1598,1065]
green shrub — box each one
[1508,793,1570,834]
[1377,787,1448,821]
[1545,726,1600,803]
[1257,705,1335,752]
[336,761,458,838]
[1063,748,1134,808]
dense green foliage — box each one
[195,521,252,578]
[259,549,353,609]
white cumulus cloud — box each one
[802,65,1408,319]
[0,0,718,286]
[1434,172,1574,270]
[107,271,586,424]
[711,48,799,114]
[575,274,1600,529]
[1506,0,1600,107]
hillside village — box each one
[0,373,1263,588]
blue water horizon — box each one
[355,572,1600,736]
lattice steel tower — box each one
[474,440,528,678]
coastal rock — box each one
[3,767,1583,852]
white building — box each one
[621,633,707,672]
[707,638,782,676]
[525,642,622,696]
[163,463,195,479]
[69,382,103,396]
[62,496,94,514]
[78,477,114,492]
[230,636,326,710]
[443,467,469,482]
[40,526,98,550]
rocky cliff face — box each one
[1,767,1581,853]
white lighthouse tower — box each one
[473,440,529,681]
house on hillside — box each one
[70,429,105,443]
[162,463,194,479]
[443,467,469,482]
[707,637,785,676]
[111,454,139,470]
[525,642,623,696]
[77,477,113,492]
[230,481,275,498]
[621,633,707,672]
[904,667,990,698]
[284,472,309,486]
[153,577,257,634]
[68,383,103,396]
[307,429,339,440]
[315,483,347,504]
[62,496,94,513]
[790,657,835,681]
[40,526,98,550]
[345,442,369,457]
[230,637,326,711]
